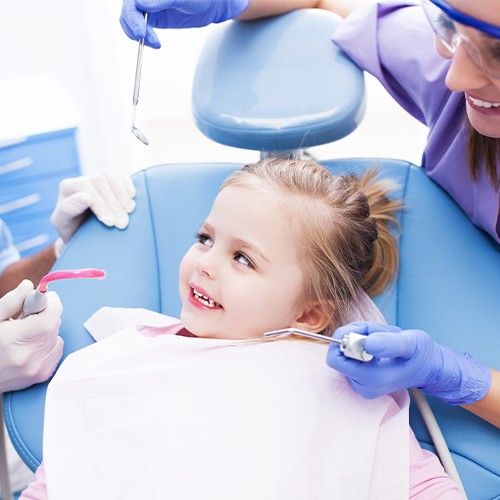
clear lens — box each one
[422,0,456,52]
[478,38,500,75]
[421,0,500,78]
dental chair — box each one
[4,9,500,500]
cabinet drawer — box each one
[0,168,79,222]
[8,216,59,258]
[0,128,79,185]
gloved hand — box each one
[0,280,63,393]
[120,0,250,48]
[326,321,492,405]
[50,171,136,246]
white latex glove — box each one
[50,170,136,244]
[0,280,63,393]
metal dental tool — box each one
[131,13,149,146]
[263,328,374,362]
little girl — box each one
[21,159,461,499]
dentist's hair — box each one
[222,158,402,334]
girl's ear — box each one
[291,302,332,333]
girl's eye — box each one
[234,252,254,268]
[195,231,213,247]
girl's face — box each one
[440,0,500,137]
[179,185,307,340]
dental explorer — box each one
[131,13,149,145]
[263,328,373,362]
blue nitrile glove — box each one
[120,0,250,48]
[326,321,492,405]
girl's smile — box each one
[188,284,223,310]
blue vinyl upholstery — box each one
[4,9,499,500]
[193,10,365,153]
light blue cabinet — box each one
[0,128,81,257]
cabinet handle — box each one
[0,157,34,176]
[0,193,41,215]
[0,137,27,149]
[15,233,50,254]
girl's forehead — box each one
[217,182,289,210]
[216,184,302,227]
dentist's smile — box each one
[466,92,500,115]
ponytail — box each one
[358,169,402,296]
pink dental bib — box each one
[43,314,409,499]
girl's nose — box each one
[196,250,217,279]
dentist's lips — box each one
[466,93,500,115]
[189,286,223,310]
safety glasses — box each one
[421,0,500,79]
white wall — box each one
[0,0,427,176]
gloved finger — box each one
[102,171,136,213]
[350,380,388,400]
[120,15,142,42]
[120,0,161,48]
[144,24,161,48]
[84,175,131,229]
[325,343,368,377]
[136,0,176,11]
[32,336,64,385]
[332,321,399,340]
[120,0,147,39]
[0,280,34,321]
[363,330,420,359]
[18,292,63,341]
[60,175,128,227]
[55,191,94,219]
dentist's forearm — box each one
[462,369,500,428]
[0,244,56,298]
[238,0,370,20]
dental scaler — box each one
[21,268,106,318]
[263,328,373,362]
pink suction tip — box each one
[38,268,106,293]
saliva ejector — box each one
[21,268,106,318]
[263,328,373,362]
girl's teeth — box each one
[193,290,218,308]
[469,96,500,108]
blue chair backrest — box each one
[193,9,365,154]
[4,9,500,500]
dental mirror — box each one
[131,13,149,145]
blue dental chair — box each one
[4,10,500,499]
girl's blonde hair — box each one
[222,158,402,334]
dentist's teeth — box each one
[469,96,500,108]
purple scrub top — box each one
[331,0,500,244]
